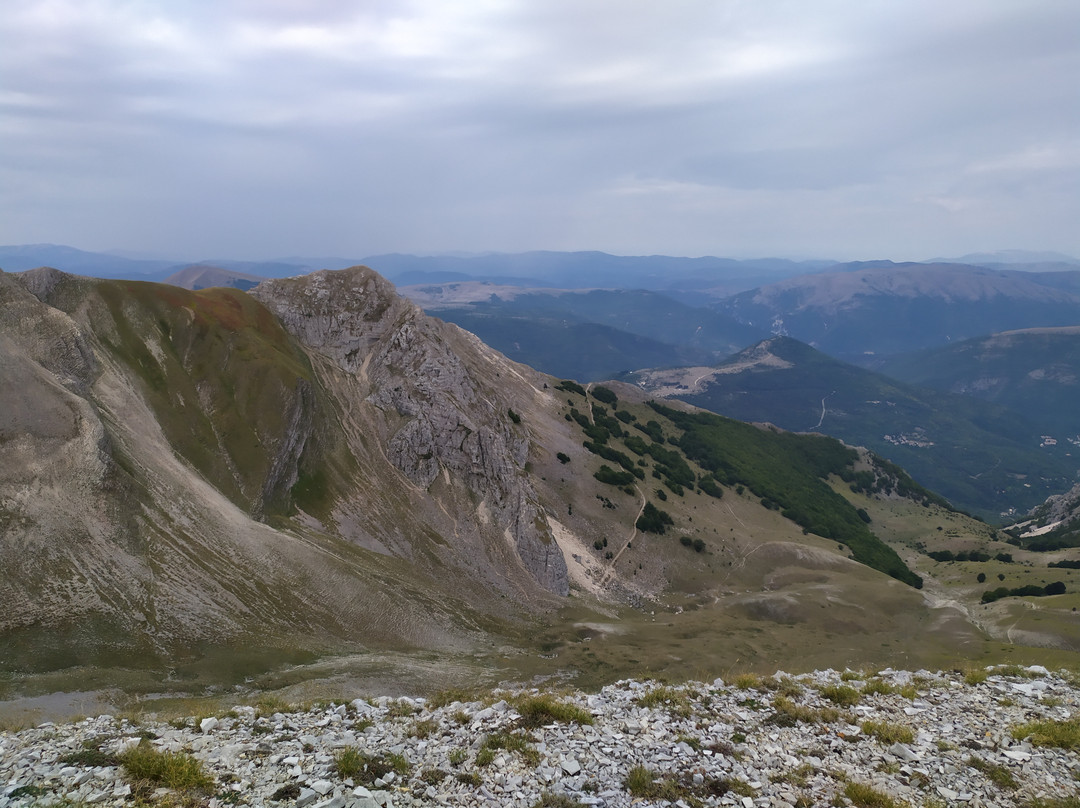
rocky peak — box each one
[253,267,569,595]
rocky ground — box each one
[2,667,1079,808]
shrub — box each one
[593,465,635,487]
[556,452,570,464]
[590,385,618,405]
[636,502,674,534]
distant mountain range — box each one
[404,284,766,381]
[716,262,1080,361]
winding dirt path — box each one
[598,484,646,587]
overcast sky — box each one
[2,1,1078,262]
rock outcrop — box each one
[252,268,568,596]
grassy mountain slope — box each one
[5,267,1080,702]
[633,337,1075,520]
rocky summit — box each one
[3,667,1079,808]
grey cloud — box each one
[0,0,1077,259]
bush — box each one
[636,502,674,534]
[556,379,587,396]
[590,385,618,405]
[556,452,570,464]
[593,465,635,487]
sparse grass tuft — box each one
[675,734,702,751]
[861,679,896,697]
[1011,718,1080,749]
[636,686,692,717]
[860,720,914,745]
[623,765,693,803]
[428,688,480,709]
[59,740,120,768]
[410,719,438,739]
[475,747,496,767]
[964,668,989,686]
[768,696,820,726]
[513,694,593,727]
[456,771,482,787]
[819,684,861,706]
[480,731,541,766]
[386,699,419,718]
[897,683,918,700]
[772,763,815,787]
[966,756,1018,790]
[734,673,764,690]
[448,748,467,767]
[530,794,586,808]
[333,746,365,779]
[419,768,448,786]
[843,781,909,808]
[331,749,409,784]
[253,695,292,715]
[118,741,213,791]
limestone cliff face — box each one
[252,268,569,596]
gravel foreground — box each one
[2,666,1079,808]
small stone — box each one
[200,717,219,734]
[296,787,318,807]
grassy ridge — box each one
[650,403,923,588]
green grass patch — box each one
[844,781,909,808]
[332,748,410,784]
[860,720,914,745]
[1011,718,1080,749]
[819,684,861,706]
[861,679,897,696]
[530,793,586,808]
[635,686,692,717]
[118,742,213,791]
[480,731,541,766]
[966,756,1018,790]
[513,694,593,727]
